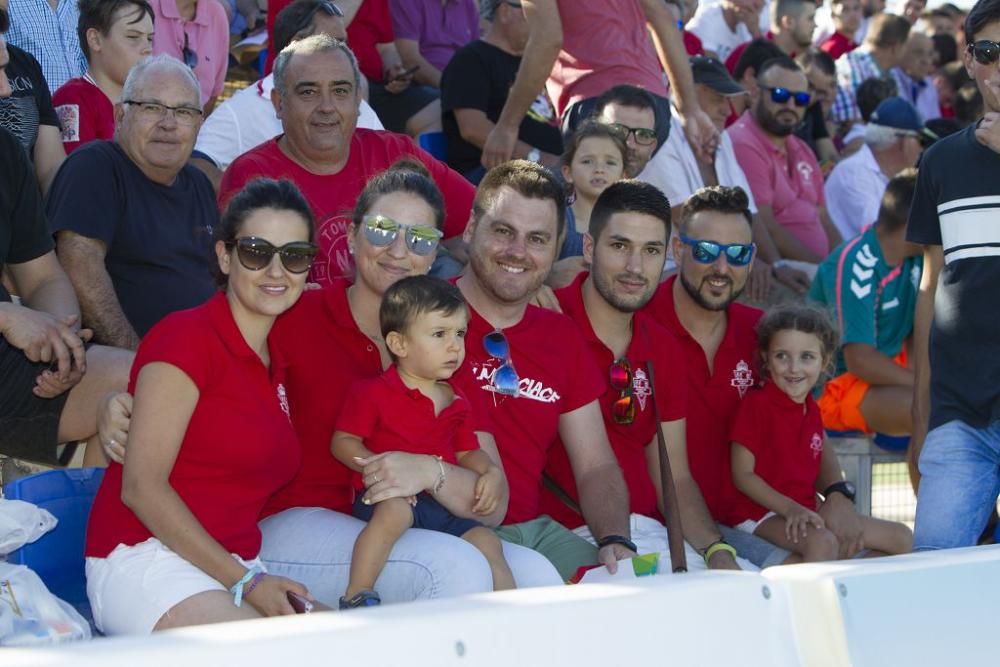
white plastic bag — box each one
[0,563,91,646]
[0,499,57,555]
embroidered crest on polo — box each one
[730,360,754,398]
[632,367,652,411]
[276,383,290,419]
[810,432,824,459]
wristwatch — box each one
[823,480,857,503]
[526,148,542,163]
[598,534,638,553]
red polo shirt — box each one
[541,273,688,527]
[642,276,763,522]
[819,31,858,61]
[336,367,480,491]
[727,381,824,525]
[450,300,604,525]
[218,131,475,286]
[263,281,384,517]
[85,293,301,559]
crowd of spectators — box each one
[2,0,1000,639]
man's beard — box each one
[679,269,744,311]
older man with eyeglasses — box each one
[47,55,218,351]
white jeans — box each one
[258,507,561,604]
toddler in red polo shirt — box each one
[332,276,514,608]
[728,305,912,563]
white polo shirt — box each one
[824,143,888,241]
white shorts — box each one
[86,537,264,636]
[734,511,778,535]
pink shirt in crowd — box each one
[150,0,229,106]
[728,111,830,259]
[547,0,668,118]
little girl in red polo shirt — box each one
[332,276,514,608]
[728,305,912,563]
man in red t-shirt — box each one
[451,161,635,580]
[820,0,862,60]
[642,184,865,566]
[542,180,748,571]
[219,34,474,286]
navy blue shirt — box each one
[0,127,51,303]
[46,140,218,337]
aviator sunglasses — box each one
[678,235,755,267]
[969,39,1000,65]
[226,237,319,273]
[609,359,636,425]
[362,215,443,256]
[763,86,811,107]
[483,330,520,397]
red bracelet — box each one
[244,572,267,597]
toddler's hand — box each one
[784,504,825,543]
[472,465,505,515]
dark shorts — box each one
[561,91,672,153]
[367,83,439,134]
[353,492,481,538]
[0,338,70,465]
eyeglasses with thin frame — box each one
[122,99,204,125]
[605,122,657,146]
[292,0,344,36]
[969,39,1000,65]
[763,86,811,107]
[225,237,319,274]
[182,32,197,69]
[609,358,636,425]
[361,215,443,256]
[483,330,520,397]
[678,234,755,267]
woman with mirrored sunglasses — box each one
[84,179,319,635]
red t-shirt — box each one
[85,293,302,559]
[450,299,604,525]
[819,31,858,61]
[547,0,669,118]
[336,366,480,491]
[642,276,763,521]
[263,281,382,517]
[218,131,474,285]
[726,381,824,525]
[52,76,115,154]
[541,273,688,527]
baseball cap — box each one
[869,97,938,142]
[690,56,745,96]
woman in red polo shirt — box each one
[85,179,319,635]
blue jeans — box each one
[718,524,790,568]
[913,419,1000,551]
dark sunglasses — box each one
[764,86,811,107]
[678,235,755,267]
[362,215,442,256]
[969,39,1000,65]
[609,359,636,425]
[226,237,319,274]
[182,32,197,69]
[483,330,520,397]
[606,122,657,146]
[293,0,344,35]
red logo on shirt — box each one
[276,383,290,420]
[633,367,652,411]
[810,432,823,460]
[730,360,755,398]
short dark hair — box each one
[931,32,958,65]
[473,160,566,237]
[561,120,627,170]
[379,275,468,349]
[755,55,803,84]
[856,76,898,122]
[756,304,838,379]
[77,0,154,62]
[680,186,753,234]
[876,167,918,232]
[589,180,671,244]
[734,39,785,81]
[214,179,316,286]
[866,13,911,49]
[274,0,343,54]
[592,84,657,119]
[797,47,836,77]
[352,159,445,230]
[966,0,1000,43]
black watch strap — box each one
[598,534,638,553]
[823,481,856,503]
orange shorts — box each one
[818,349,907,434]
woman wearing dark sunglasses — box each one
[84,179,319,635]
